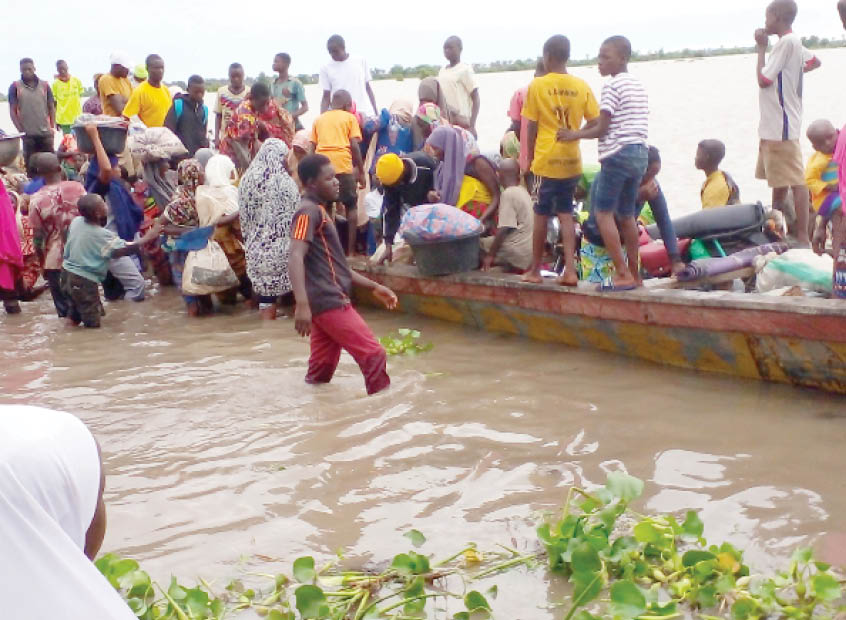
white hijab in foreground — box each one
[0,405,135,619]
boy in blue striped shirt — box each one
[559,36,649,291]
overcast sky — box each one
[4,0,844,88]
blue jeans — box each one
[595,144,649,218]
[636,186,680,262]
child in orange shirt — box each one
[310,90,365,255]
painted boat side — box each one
[353,264,846,394]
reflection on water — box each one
[1,287,843,615]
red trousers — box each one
[306,305,390,395]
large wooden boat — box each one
[352,262,846,394]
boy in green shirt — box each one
[61,195,161,328]
[272,53,308,131]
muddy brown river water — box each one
[1,288,844,617]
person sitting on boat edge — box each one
[374,151,437,265]
[695,139,741,209]
[481,158,533,273]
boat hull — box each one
[353,264,846,395]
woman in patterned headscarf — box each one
[161,158,213,316]
[221,83,294,173]
[238,139,300,320]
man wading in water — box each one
[289,154,397,395]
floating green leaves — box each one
[390,550,431,576]
[294,585,329,619]
[605,471,644,502]
[811,573,842,601]
[98,472,845,620]
[404,529,426,548]
[609,580,647,619]
[379,328,433,356]
[292,557,316,584]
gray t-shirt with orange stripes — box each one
[291,200,353,317]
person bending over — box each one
[374,151,437,264]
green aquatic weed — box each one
[98,472,845,619]
[379,328,434,356]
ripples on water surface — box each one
[1,289,843,616]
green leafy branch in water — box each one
[379,329,433,357]
[98,472,845,619]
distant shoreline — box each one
[2,36,843,102]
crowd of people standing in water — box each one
[2,0,846,394]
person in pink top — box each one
[507,60,547,186]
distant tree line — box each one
[0,36,841,104]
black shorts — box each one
[534,176,580,217]
[22,135,54,174]
[336,173,358,211]
[61,270,104,328]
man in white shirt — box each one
[438,36,480,137]
[319,35,378,116]
[754,0,819,246]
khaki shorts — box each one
[755,139,806,188]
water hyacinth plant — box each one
[379,329,434,357]
[97,472,844,619]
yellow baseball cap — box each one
[375,153,404,186]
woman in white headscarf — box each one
[0,405,135,619]
[238,139,300,320]
[197,154,252,304]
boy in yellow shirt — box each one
[805,120,841,223]
[521,35,599,286]
[695,139,740,208]
[121,55,171,128]
[52,60,83,134]
[310,90,365,255]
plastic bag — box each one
[182,240,239,295]
[399,204,482,242]
[129,127,188,163]
[755,249,833,294]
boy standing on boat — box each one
[558,36,649,291]
[521,35,599,286]
[754,0,819,247]
[289,154,398,395]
